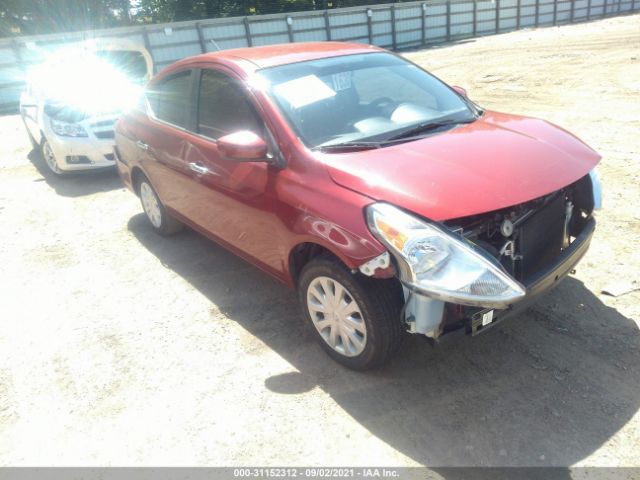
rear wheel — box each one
[41,139,64,175]
[138,177,183,236]
[298,256,405,370]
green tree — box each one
[1,0,396,37]
[0,0,134,37]
[133,0,323,23]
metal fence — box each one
[1,0,638,113]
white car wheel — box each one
[42,140,63,175]
[307,276,367,357]
[298,256,405,370]
[140,181,163,229]
[137,177,183,236]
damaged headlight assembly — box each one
[366,203,526,309]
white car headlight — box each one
[366,203,526,308]
[50,118,88,137]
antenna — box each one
[209,38,221,51]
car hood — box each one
[321,111,601,221]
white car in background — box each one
[19,39,153,175]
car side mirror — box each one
[217,131,269,162]
[452,85,467,97]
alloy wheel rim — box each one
[307,276,367,357]
[140,182,162,228]
[43,141,62,174]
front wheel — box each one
[138,177,183,236]
[298,256,405,370]
[41,139,64,175]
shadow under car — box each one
[128,213,640,469]
[28,148,122,198]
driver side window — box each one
[197,69,262,140]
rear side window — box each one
[197,69,261,139]
[147,70,192,128]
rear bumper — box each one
[467,216,596,335]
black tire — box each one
[137,176,183,236]
[298,255,405,370]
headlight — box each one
[588,168,602,210]
[366,203,526,308]
[50,118,88,137]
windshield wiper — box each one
[314,141,382,152]
[314,118,476,151]
[385,119,475,142]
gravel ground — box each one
[0,14,639,468]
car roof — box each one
[163,42,384,76]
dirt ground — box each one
[0,14,639,469]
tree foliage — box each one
[0,0,132,37]
[0,0,395,37]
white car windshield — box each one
[28,48,149,117]
[257,52,478,149]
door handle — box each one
[136,140,149,151]
[189,162,209,175]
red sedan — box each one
[114,42,601,369]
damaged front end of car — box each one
[364,169,601,341]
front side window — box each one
[257,52,477,149]
[197,69,262,140]
[147,70,192,128]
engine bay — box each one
[445,173,596,283]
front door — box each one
[181,67,287,277]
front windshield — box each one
[257,52,477,149]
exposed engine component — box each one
[445,174,595,283]
[499,239,520,260]
[500,218,514,237]
[563,201,574,248]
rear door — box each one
[138,69,198,218]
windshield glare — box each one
[94,50,149,82]
[257,52,476,149]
